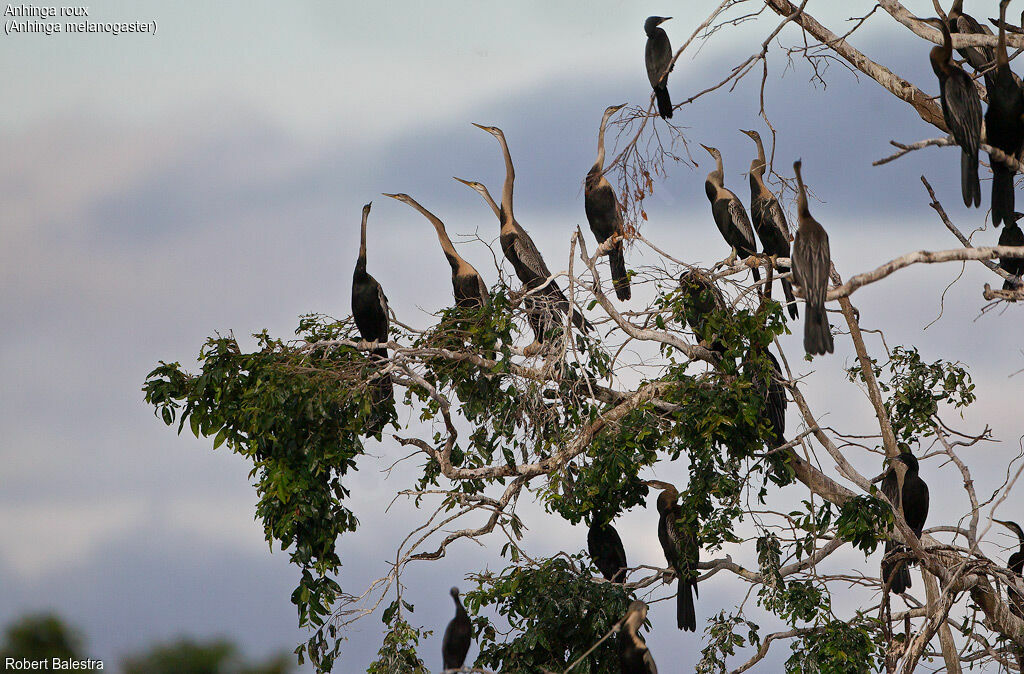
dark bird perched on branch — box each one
[647,481,698,632]
[585,103,631,301]
[383,193,489,308]
[984,0,1024,226]
[442,587,471,671]
[471,124,593,336]
[791,160,834,356]
[701,144,761,282]
[739,129,798,318]
[998,214,1024,289]
[588,518,628,583]
[645,16,674,119]
[994,519,1024,617]
[618,601,658,674]
[918,16,982,208]
[351,202,393,433]
[747,348,787,450]
[949,0,996,74]
[678,269,727,355]
[880,451,930,595]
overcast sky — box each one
[3,2,1023,672]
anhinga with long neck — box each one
[648,481,698,632]
[739,129,798,318]
[994,519,1024,617]
[678,269,727,355]
[999,213,1024,288]
[470,123,592,335]
[791,160,834,355]
[984,0,1024,226]
[880,451,930,595]
[919,16,982,208]
[949,0,996,74]
[442,587,471,670]
[618,601,658,674]
[701,144,761,282]
[351,202,394,433]
[588,517,628,583]
[382,193,489,308]
[584,103,631,301]
[645,16,674,119]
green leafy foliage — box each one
[0,613,83,662]
[696,612,761,674]
[366,608,429,674]
[848,346,975,444]
[836,493,893,554]
[121,637,294,674]
[466,555,632,673]
[143,318,383,671]
[785,617,883,673]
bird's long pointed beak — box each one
[381,193,399,199]
[699,143,714,155]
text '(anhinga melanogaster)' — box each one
[645,16,674,119]
[351,202,394,434]
[701,144,761,282]
[649,481,699,631]
[382,193,489,308]
[584,103,631,301]
[880,451,929,595]
[739,129,799,318]
[918,16,982,208]
[984,0,1024,226]
[618,601,658,674]
[471,123,592,336]
[994,519,1024,618]
[588,518,628,583]
[442,587,471,670]
[791,160,835,355]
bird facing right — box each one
[644,16,674,119]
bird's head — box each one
[739,129,761,143]
[890,450,920,474]
[699,143,720,160]
[472,122,505,140]
[604,102,628,117]
[625,600,648,622]
[453,176,489,198]
[362,202,372,217]
[995,519,1024,541]
[381,192,411,205]
[450,587,460,600]
[644,16,671,33]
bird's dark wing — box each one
[644,649,659,674]
[767,199,793,245]
[793,221,831,306]
[705,180,717,205]
[645,30,673,87]
[943,70,983,155]
[511,226,555,281]
[728,199,757,251]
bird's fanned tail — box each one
[678,579,696,632]
[961,149,982,208]
[804,301,834,355]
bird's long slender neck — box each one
[495,132,516,230]
[356,210,369,277]
[708,154,724,189]
[478,184,501,220]
[594,111,613,172]
[795,166,810,219]
[452,594,467,618]
[750,136,767,188]
[405,197,464,271]
[998,1,1010,68]
[935,20,954,70]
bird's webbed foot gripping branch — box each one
[142,3,1024,672]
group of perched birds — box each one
[919,0,1024,288]
[343,10,1024,672]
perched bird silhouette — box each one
[701,144,761,282]
[584,103,631,301]
[791,160,834,355]
[618,600,658,674]
[645,16,674,119]
[442,587,471,671]
[880,452,929,595]
[588,518,628,583]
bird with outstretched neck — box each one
[701,144,761,283]
[618,600,658,674]
[880,451,929,595]
[791,160,834,356]
[916,16,982,208]
[584,103,631,301]
[351,202,394,435]
[740,129,799,318]
[382,192,489,308]
[983,0,1024,226]
[645,16,674,119]
[442,587,471,671]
